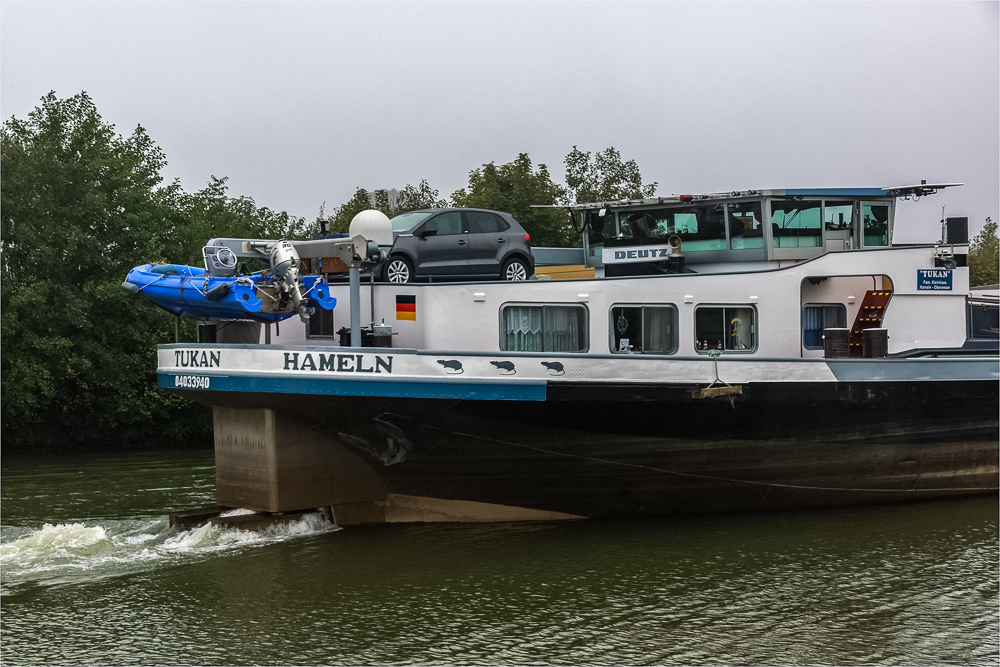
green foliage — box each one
[391,180,449,216]
[564,146,658,204]
[1,92,305,450]
[0,93,666,450]
[324,180,448,234]
[451,154,572,247]
[969,217,999,287]
[166,176,310,264]
[327,188,376,234]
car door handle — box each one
[457,240,467,245]
[497,238,506,243]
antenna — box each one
[940,205,947,244]
[882,181,963,199]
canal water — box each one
[1,447,996,666]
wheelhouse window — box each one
[501,304,588,352]
[862,203,890,246]
[823,203,854,232]
[586,210,609,258]
[771,200,822,248]
[617,204,728,251]
[610,305,677,354]
[802,304,846,349]
[695,306,756,352]
[728,202,764,249]
[307,307,336,339]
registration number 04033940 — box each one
[174,375,210,389]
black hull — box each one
[179,379,1000,518]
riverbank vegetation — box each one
[1,91,656,450]
[969,218,998,287]
[1,93,313,450]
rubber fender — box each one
[312,278,337,310]
[205,282,232,301]
[121,281,140,294]
[233,280,262,313]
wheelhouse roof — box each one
[555,183,962,212]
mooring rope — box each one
[133,273,168,294]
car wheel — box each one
[385,256,413,283]
[503,258,528,281]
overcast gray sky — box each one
[3,1,997,242]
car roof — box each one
[404,207,512,216]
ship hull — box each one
[175,377,999,519]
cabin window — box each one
[823,203,854,232]
[862,203,890,247]
[694,306,756,353]
[728,202,764,249]
[609,305,677,354]
[618,204,727,251]
[802,304,846,349]
[307,307,336,339]
[501,304,588,352]
[771,200,822,248]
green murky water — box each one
[1,448,997,666]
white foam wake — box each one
[0,523,110,562]
[0,512,339,583]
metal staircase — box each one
[849,290,892,357]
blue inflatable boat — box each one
[123,263,336,322]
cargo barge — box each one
[131,183,1000,523]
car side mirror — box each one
[418,228,438,237]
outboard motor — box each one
[266,240,312,322]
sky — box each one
[2,1,998,242]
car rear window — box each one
[467,211,509,234]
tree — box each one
[0,92,194,447]
[324,180,447,234]
[325,188,374,234]
[1,92,307,450]
[451,154,573,247]
[564,146,658,204]
[391,179,448,215]
[969,217,999,287]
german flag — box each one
[396,294,416,321]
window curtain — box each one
[503,305,582,352]
[643,308,673,353]
[503,306,544,351]
[543,306,581,352]
[824,305,845,329]
[802,306,823,347]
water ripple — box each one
[1,449,996,666]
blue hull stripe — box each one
[159,373,547,401]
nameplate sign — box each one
[602,244,674,264]
[917,269,953,291]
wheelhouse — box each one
[573,188,897,273]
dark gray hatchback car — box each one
[382,208,535,283]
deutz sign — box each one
[602,244,674,264]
